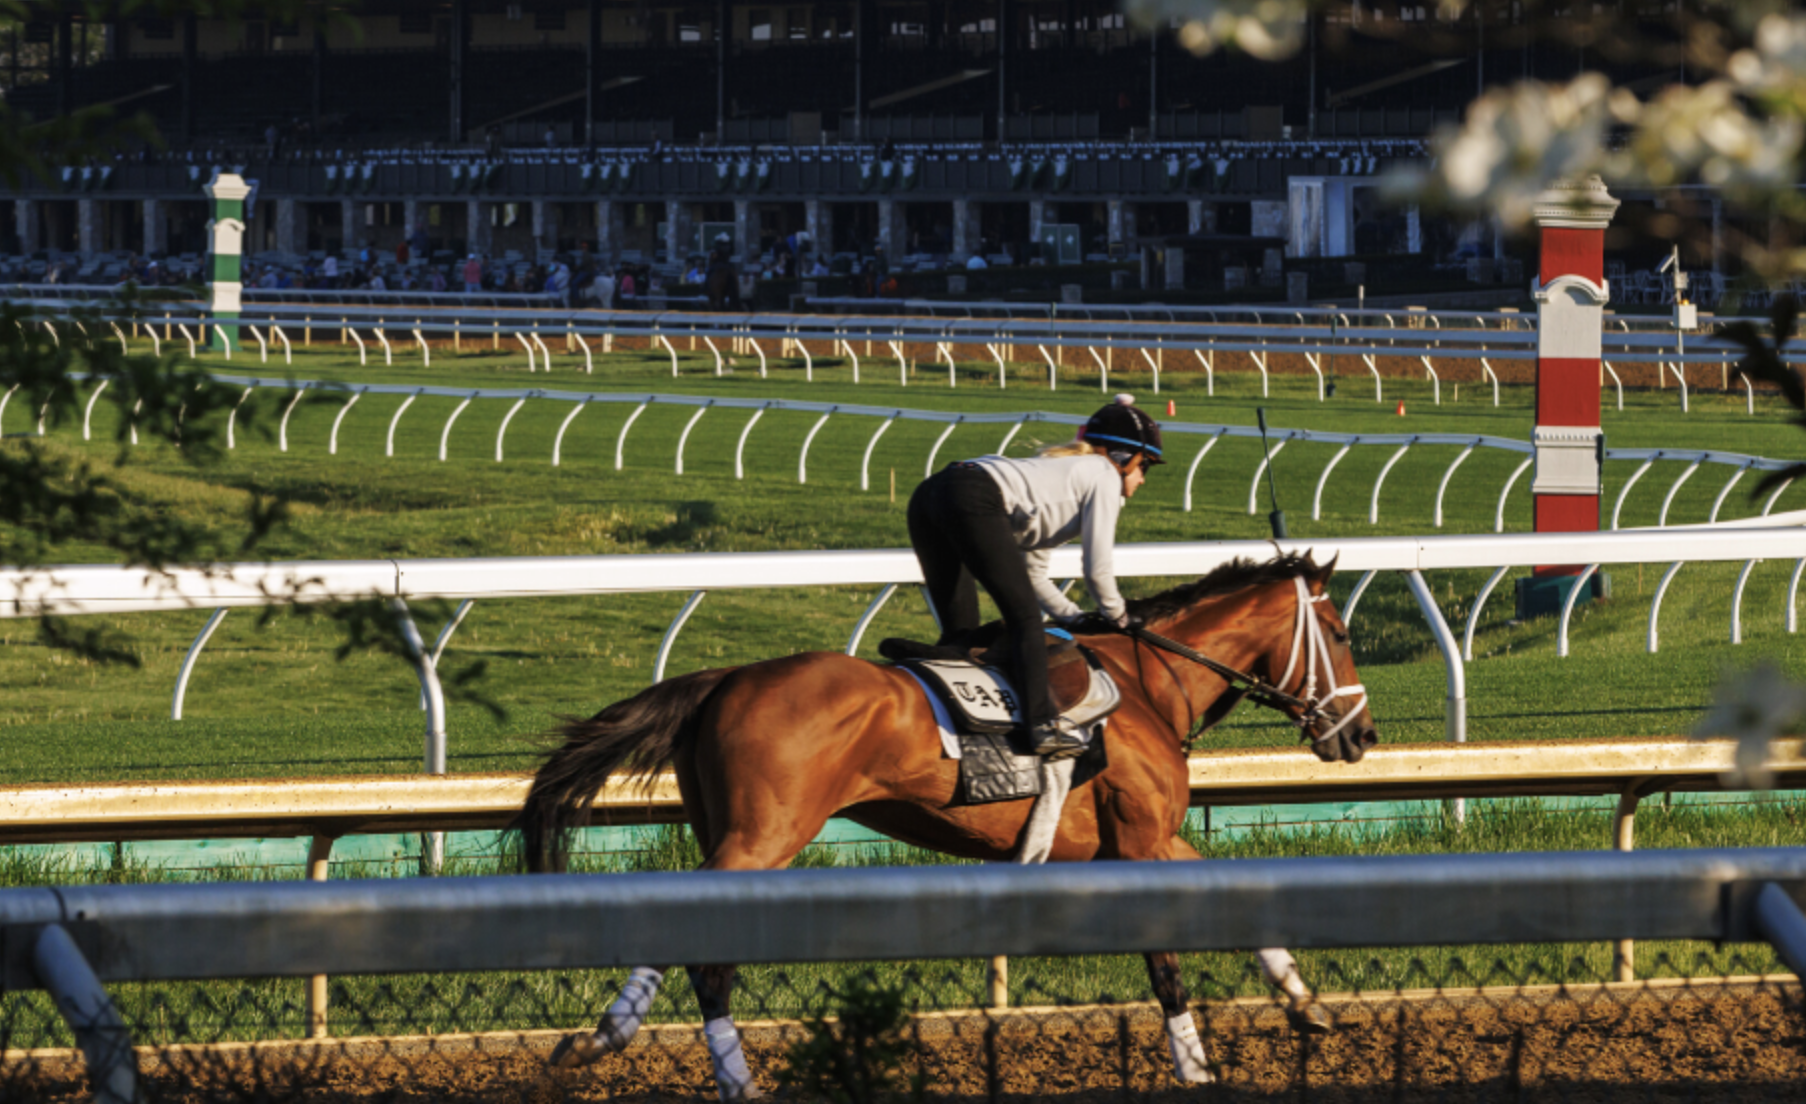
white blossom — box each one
[1692,661,1806,790]
[1125,0,1307,61]
[1385,74,1614,229]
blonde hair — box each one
[1035,438,1101,459]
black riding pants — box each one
[906,463,1055,727]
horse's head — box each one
[1275,556,1378,764]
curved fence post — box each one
[861,415,897,491]
[1405,568,1467,822]
[1369,440,1415,525]
[1708,465,1750,524]
[798,410,833,484]
[552,398,591,467]
[735,404,768,480]
[248,325,269,364]
[1658,457,1704,527]
[1341,570,1377,624]
[413,327,430,368]
[1247,437,1289,515]
[924,418,961,478]
[1249,349,1268,396]
[653,590,708,684]
[1192,348,1213,395]
[373,325,393,366]
[571,331,593,374]
[347,326,366,366]
[438,392,477,462]
[384,393,418,457]
[1089,347,1108,393]
[1433,440,1480,528]
[1419,355,1440,404]
[226,384,251,450]
[31,922,136,1104]
[1790,558,1805,635]
[495,396,529,463]
[330,388,364,456]
[1647,561,1684,652]
[1361,354,1382,402]
[616,399,651,470]
[1479,358,1500,406]
[515,331,537,372]
[1462,565,1512,661]
[1601,361,1624,411]
[1312,441,1354,521]
[1732,560,1759,644]
[1610,455,1659,530]
[531,329,552,370]
[704,335,724,375]
[171,607,230,720]
[846,584,900,656]
[677,402,712,475]
[82,379,111,442]
[420,598,476,710]
[390,598,447,873]
[996,416,1028,456]
[278,386,305,453]
[1183,431,1226,513]
[1556,564,1601,657]
[1303,352,1324,401]
[1495,456,1533,533]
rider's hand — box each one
[1065,611,1123,635]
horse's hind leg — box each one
[550,964,671,1068]
[1256,947,1334,1034]
[1144,952,1214,1084]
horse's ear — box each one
[1313,553,1339,589]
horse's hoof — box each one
[719,1081,766,1101]
[1287,999,1335,1035]
[1174,1069,1217,1086]
[550,1032,612,1069]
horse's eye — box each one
[1333,629,1350,645]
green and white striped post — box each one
[203,171,250,353]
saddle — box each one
[881,628,1118,805]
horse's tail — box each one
[512,666,736,873]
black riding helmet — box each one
[1080,393,1165,466]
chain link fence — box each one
[5,952,1802,1101]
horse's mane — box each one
[1126,551,1322,625]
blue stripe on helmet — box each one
[1085,432,1162,456]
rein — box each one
[1120,576,1369,745]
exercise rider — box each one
[906,394,1164,759]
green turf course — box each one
[2,341,1802,782]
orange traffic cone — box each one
[1396,399,1406,416]
[1166,399,1176,416]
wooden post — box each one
[305,834,336,1037]
[987,954,1008,1008]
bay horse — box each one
[514,552,1377,1098]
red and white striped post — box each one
[1523,176,1619,613]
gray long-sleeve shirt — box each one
[968,453,1127,621]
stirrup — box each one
[1031,718,1089,760]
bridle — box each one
[1125,575,1368,746]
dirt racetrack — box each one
[8,982,1806,1101]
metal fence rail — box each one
[6,848,1806,1102]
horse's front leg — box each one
[1144,951,1215,1084]
[689,963,762,1100]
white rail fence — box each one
[7,848,1806,1103]
[17,376,1803,536]
[7,526,1806,778]
[14,299,1793,407]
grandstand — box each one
[0,2,1699,292]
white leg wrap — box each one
[1165,1012,1214,1084]
[1257,948,1310,1002]
[705,1015,759,1100]
[595,966,663,1051]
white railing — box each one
[24,301,1796,407]
[8,526,1806,763]
[26,374,1802,537]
